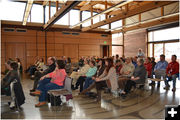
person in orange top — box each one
[144,57,152,78]
[164,55,179,92]
[31,60,67,107]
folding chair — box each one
[48,77,74,109]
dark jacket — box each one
[1,70,25,106]
[94,65,106,77]
[42,63,56,76]
[133,65,147,84]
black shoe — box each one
[30,89,35,92]
[72,86,78,90]
[149,82,155,86]
[120,93,127,99]
[71,85,75,89]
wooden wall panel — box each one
[64,44,78,62]
[124,29,147,57]
[1,27,111,71]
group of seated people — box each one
[2,53,179,108]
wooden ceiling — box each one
[16,0,180,33]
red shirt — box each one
[49,69,67,86]
[166,61,179,75]
[144,62,152,77]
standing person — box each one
[120,58,147,98]
[95,58,119,97]
[137,48,145,58]
[1,62,25,109]
[29,57,56,92]
[164,55,179,92]
[144,57,152,78]
[151,54,168,87]
[31,60,66,107]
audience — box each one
[2,50,179,108]
[31,60,66,107]
[164,55,179,92]
[121,58,147,98]
[30,57,56,92]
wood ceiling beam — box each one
[82,1,175,32]
[112,15,179,34]
[43,1,81,30]
[80,1,104,11]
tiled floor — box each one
[1,75,180,119]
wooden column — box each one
[56,1,59,12]
[80,11,82,29]
[49,1,51,20]
[122,32,125,57]
[90,5,93,25]
[43,6,46,24]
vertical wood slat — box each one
[49,1,51,20]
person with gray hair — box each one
[120,58,147,98]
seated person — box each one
[65,57,71,74]
[120,57,135,78]
[26,57,40,74]
[83,59,106,93]
[75,60,97,92]
[1,62,25,109]
[29,58,44,77]
[144,57,152,78]
[118,57,135,89]
[95,58,119,99]
[30,57,56,92]
[31,60,66,107]
[115,60,123,76]
[150,54,168,87]
[70,59,90,89]
[132,56,138,68]
[164,55,179,92]
[121,58,147,98]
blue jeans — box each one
[165,73,179,88]
[28,66,37,75]
[83,77,94,92]
[37,78,63,102]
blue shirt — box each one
[154,60,168,71]
[86,67,97,77]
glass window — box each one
[56,12,69,25]
[112,46,123,57]
[154,43,163,62]
[148,27,179,42]
[165,42,180,62]
[111,20,122,29]
[31,4,43,23]
[148,43,153,57]
[112,33,123,45]
[0,0,26,21]
[82,11,91,27]
[45,6,49,23]
[70,10,79,26]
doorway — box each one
[100,45,109,58]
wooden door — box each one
[5,43,26,70]
[64,44,78,62]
